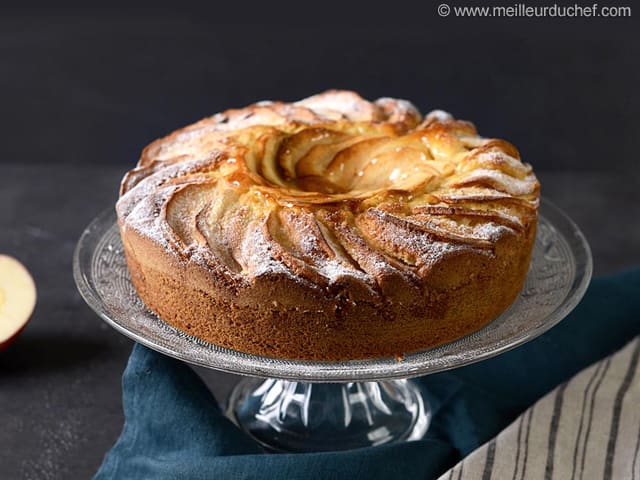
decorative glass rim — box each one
[73,198,592,382]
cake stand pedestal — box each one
[73,199,591,453]
[227,378,429,452]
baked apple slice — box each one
[0,255,36,351]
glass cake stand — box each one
[73,199,591,453]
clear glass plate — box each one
[73,199,592,383]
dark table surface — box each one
[1,164,638,478]
[0,5,638,478]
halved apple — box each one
[0,255,37,351]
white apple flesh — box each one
[0,255,37,351]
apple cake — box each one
[116,90,539,360]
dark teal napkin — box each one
[95,269,640,480]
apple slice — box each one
[0,255,36,351]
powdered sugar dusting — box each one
[120,187,177,251]
[237,221,294,278]
[471,221,513,241]
[284,210,373,286]
[453,169,537,196]
[425,109,453,122]
[361,208,495,274]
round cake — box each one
[117,90,539,361]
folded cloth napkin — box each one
[439,336,640,480]
[95,269,640,480]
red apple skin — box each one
[0,323,29,352]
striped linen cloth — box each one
[439,336,640,480]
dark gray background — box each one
[1,7,638,172]
[0,6,638,479]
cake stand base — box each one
[226,378,430,452]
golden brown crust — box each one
[117,90,540,360]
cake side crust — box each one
[119,216,536,360]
